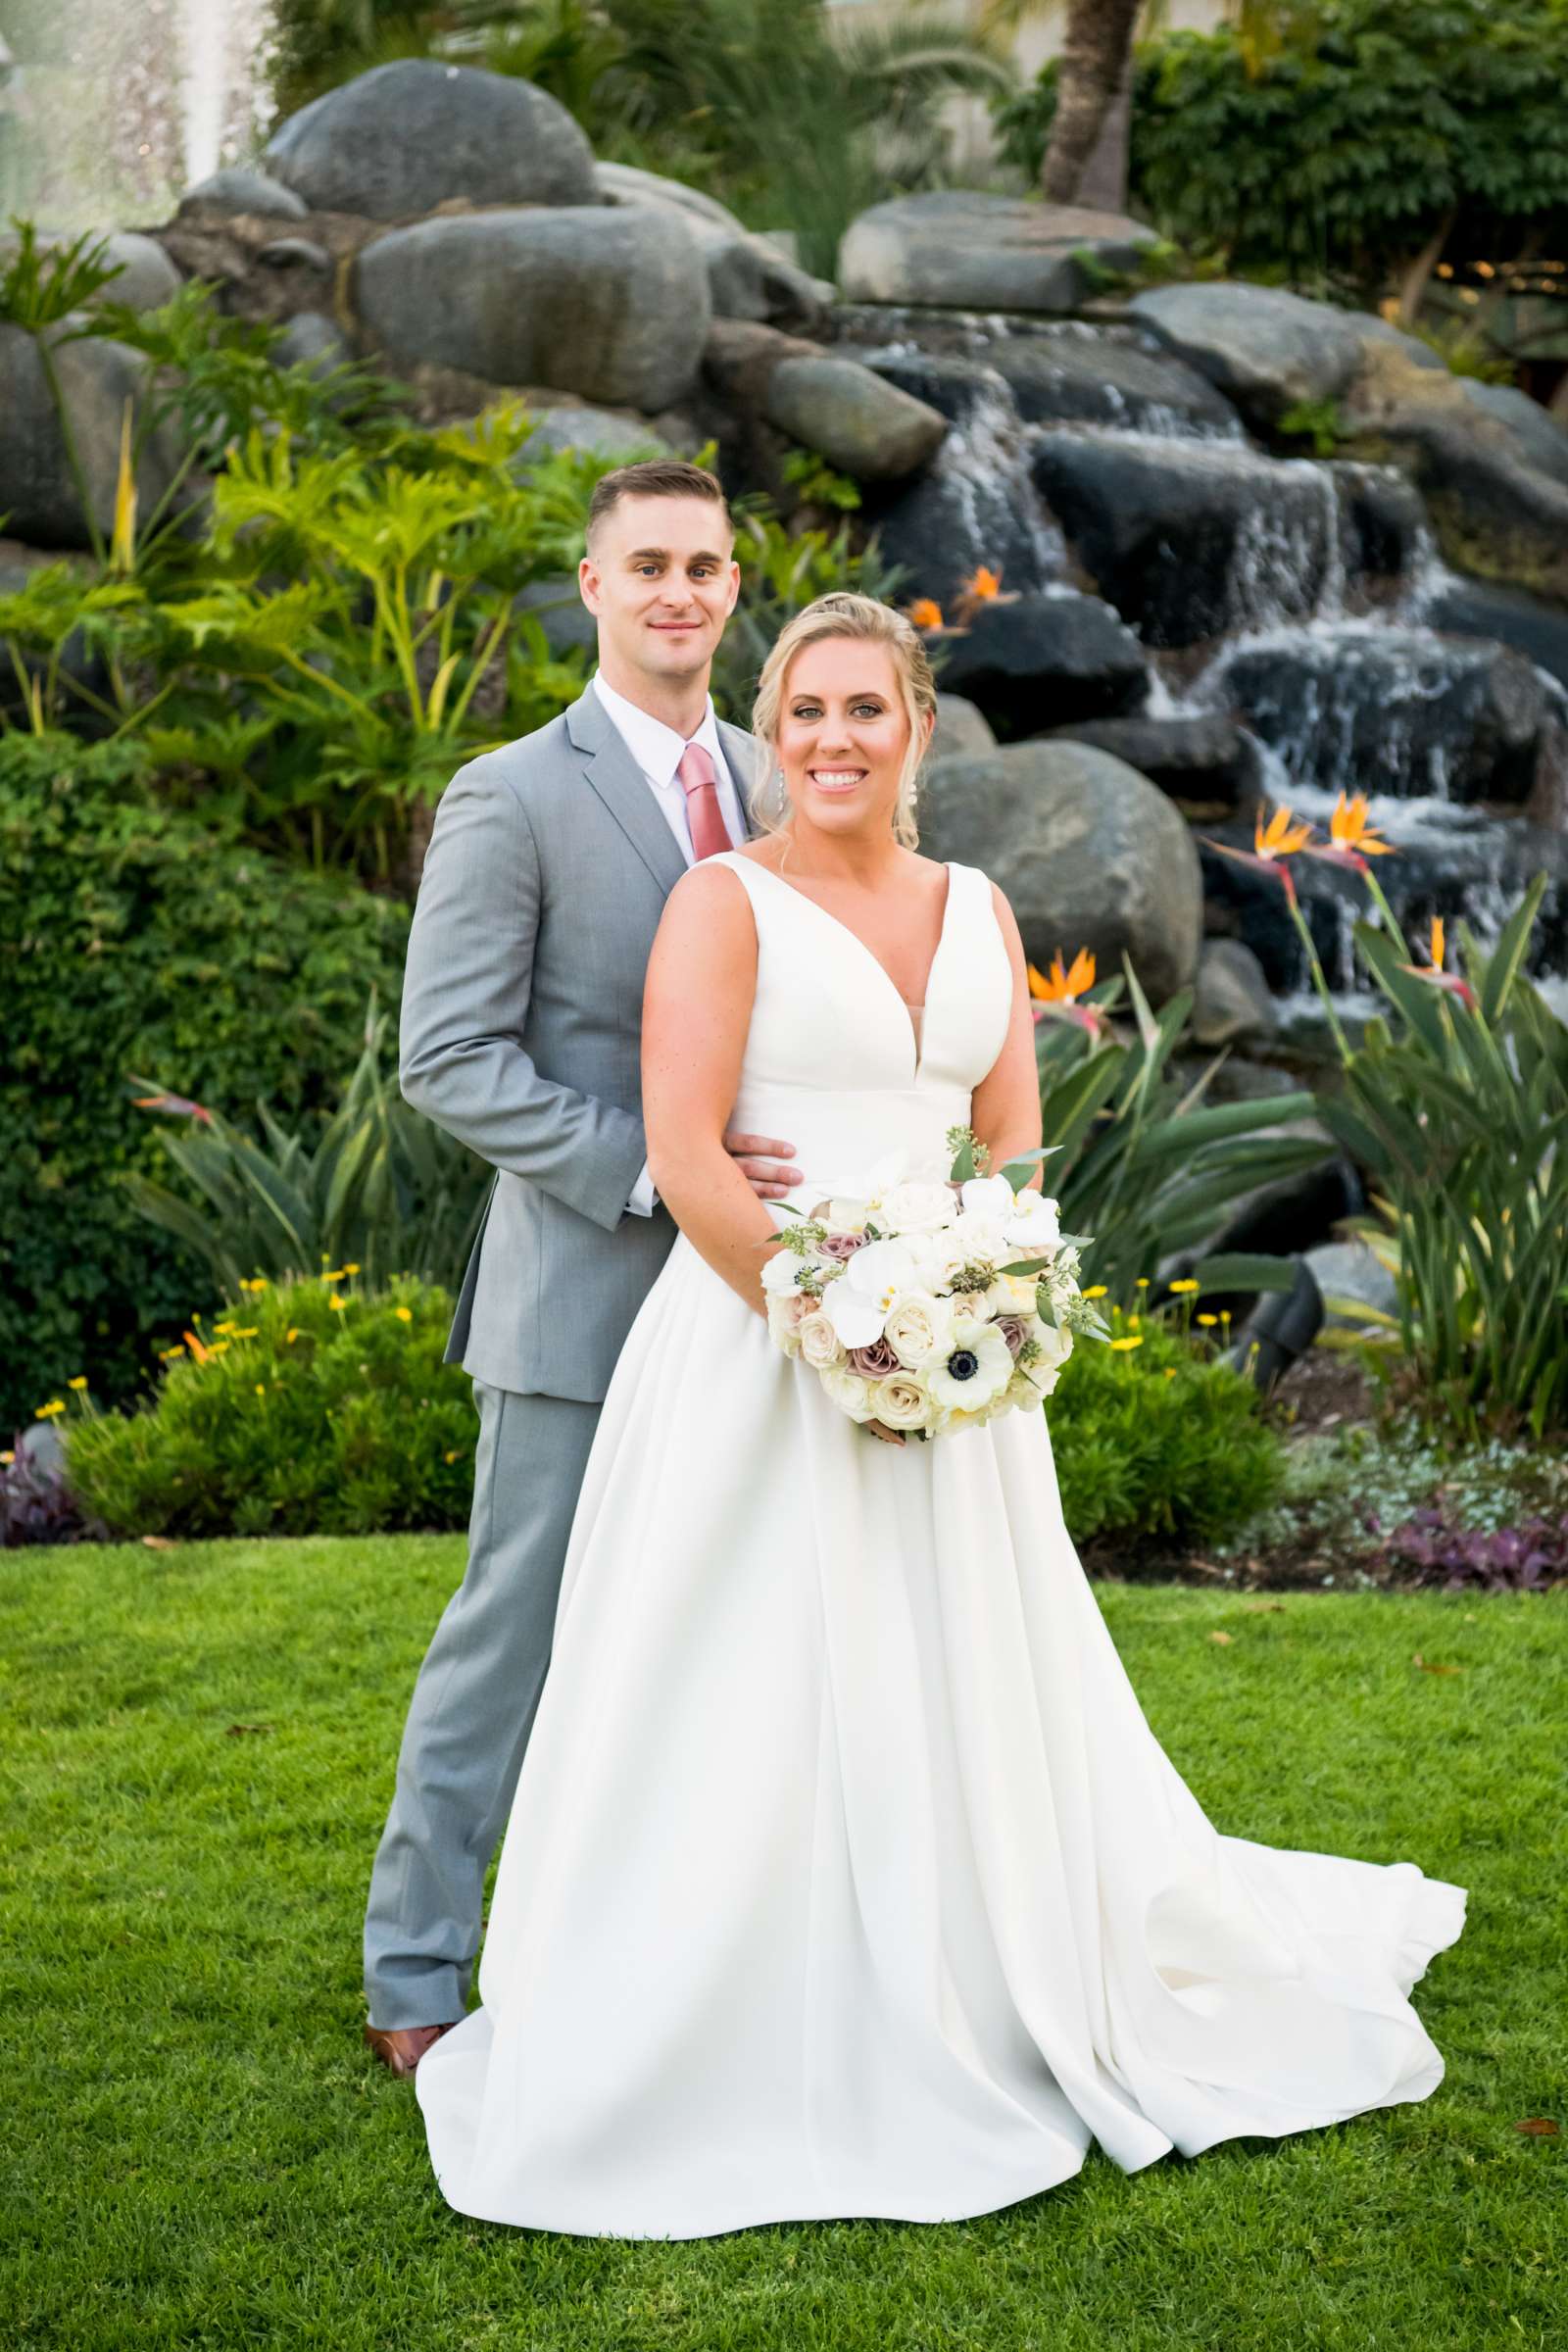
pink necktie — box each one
[677,741,731,862]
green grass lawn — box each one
[2,1538,1562,2352]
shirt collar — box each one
[591,671,724,791]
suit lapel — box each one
[565,687,688,897]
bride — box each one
[415,591,1465,2238]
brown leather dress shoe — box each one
[364,2020,459,2077]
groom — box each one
[363,459,801,2074]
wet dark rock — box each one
[1212,628,1558,807]
[929,593,1149,738]
[988,328,1242,439]
[1030,430,1336,648]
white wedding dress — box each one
[416,852,1465,2238]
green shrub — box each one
[0,735,409,1433]
[64,1274,474,1540]
[994,1,1568,303]
[1049,1307,1284,1548]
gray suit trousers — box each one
[363,1382,600,2029]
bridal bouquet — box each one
[761,1127,1107,1438]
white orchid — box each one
[959,1173,1015,1218]
[821,1237,918,1348]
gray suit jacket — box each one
[400,686,762,1401]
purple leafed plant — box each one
[1377,1504,1568,1592]
[0,1436,103,1548]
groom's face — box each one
[579,495,740,691]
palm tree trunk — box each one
[1041,0,1143,207]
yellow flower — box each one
[1,1449,14,1464]
[1197,1313,1218,1327]
[211,1341,230,1355]
[394,1306,413,1323]
[1128,1314,1141,1329]
[254,1383,267,1396]
[1135,1277,1150,1291]
[444,1449,461,1464]
[1109,1335,1144,1352]
[1168,1279,1200,1295]
[321,1269,345,1283]
[1162,1367,1177,1379]
[68,1375,89,1390]
[1082,1285,1108,1300]
[232,1327,259,1340]
[344,1262,361,1275]
[35,1398,66,1417]
[286,1328,299,1344]
[214,1321,237,1336]
[329,1296,348,1311]
[162,1344,186,1360]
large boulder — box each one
[353,207,711,411]
[0,227,181,314]
[933,694,996,757]
[917,740,1202,1003]
[1213,627,1560,808]
[0,323,182,549]
[514,403,673,463]
[177,167,309,221]
[840,192,1159,314]
[1456,380,1568,489]
[1029,431,1337,647]
[263,60,597,220]
[597,162,830,334]
[929,593,1149,738]
[1129,282,1439,429]
[763,354,946,483]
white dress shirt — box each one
[587,673,746,1216]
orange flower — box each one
[1400,911,1475,1008]
[1029,947,1096,1004]
[906,597,944,631]
[961,564,1003,602]
[1027,947,1103,1035]
[1203,804,1315,903]
[183,1328,211,1365]
[1304,790,1395,876]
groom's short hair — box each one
[586,459,732,550]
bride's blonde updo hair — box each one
[751,592,938,852]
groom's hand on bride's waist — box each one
[723,1132,802,1201]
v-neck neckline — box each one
[741,858,957,1078]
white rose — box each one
[825,1198,870,1234]
[767,1294,811,1357]
[884,1290,955,1369]
[948,1209,1009,1266]
[906,1230,966,1293]
[869,1372,932,1431]
[821,1237,918,1348]
[960,1174,1015,1218]
[798,1310,848,1372]
[821,1364,876,1423]
[875,1180,957,1237]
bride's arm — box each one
[642,863,783,1319]
[969,883,1045,1192]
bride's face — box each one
[777,639,923,840]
